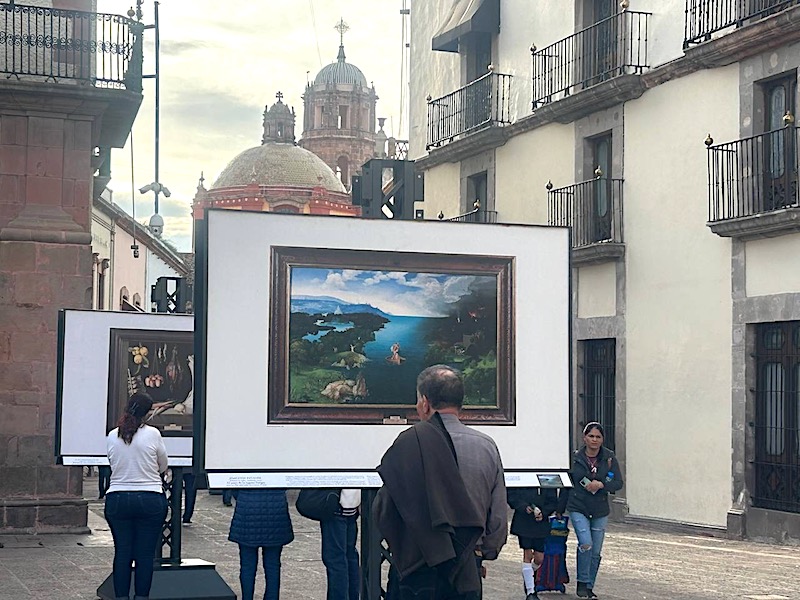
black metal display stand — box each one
[360,488,391,600]
[96,467,235,600]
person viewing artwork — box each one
[227,488,294,600]
[104,392,169,600]
[374,365,508,599]
[559,422,623,599]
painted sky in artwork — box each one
[290,268,493,318]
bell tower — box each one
[300,19,378,189]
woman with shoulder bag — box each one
[105,392,169,600]
[561,422,623,599]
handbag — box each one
[296,488,341,521]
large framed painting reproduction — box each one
[107,329,194,437]
[199,210,571,483]
[56,310,194,466]
[268,247,514,424]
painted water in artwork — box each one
[288,267,499,406]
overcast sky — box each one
[98,0,407,251]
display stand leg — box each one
[361,488,390,600]
[96,467,236,599]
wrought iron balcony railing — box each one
[446,208,498,223]
[707,127,799,222]
[548,178,624,248]
[684,0,800,47]
[0,3,142,91]
[427,71,512,150]
[531,10,650,109]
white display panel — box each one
[56,310,194,464]
[202,210,571,482]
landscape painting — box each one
[107,329,194,437]
[268,247,515,424]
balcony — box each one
[548,177,625,265]
[707,126,800,239]
[0,3,143,91]
[531,10,650,121]
[425,70,512,161]
[684,0,800,47]
[446,207,498,223]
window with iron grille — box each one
[582,338,616,451]
[754,321,800,513]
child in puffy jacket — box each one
[228,489,294,600]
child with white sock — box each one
[507,487,559,599]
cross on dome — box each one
[335,18,349,62]
[335,18,349,44]
[276,91,283,102]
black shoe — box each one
[576,582,590,598]
[526,593,539,600]
[223,501,232,506]
[587,589,598,599]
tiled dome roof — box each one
[211,143,346,193]
[314,44,368,87]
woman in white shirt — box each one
[105,392,169,600]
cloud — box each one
[98,0,406,252]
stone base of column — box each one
[1,497,89,534]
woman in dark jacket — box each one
[507,487,559,600]
[561,422,623,599]
[228,489,294,600]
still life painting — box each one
[107,329,194,436]
[268,247,515,424]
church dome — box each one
[313,44,368,87]
[211,143,346,193]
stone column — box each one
[0,93,105,533]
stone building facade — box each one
[410,0,800,543]
[0,0,142,531]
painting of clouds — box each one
[287,266,499,407]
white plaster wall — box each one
[624,66,738,526]
[409,0,460,159]
[91,213,112,260]
[495,122,574,224]
[497,0,575,121]
[111,227,147,309]
[632,0,686,68]
[745,233,800,297]
[419,161,461,220]
[577,263,616,318]
[146,251,182,302]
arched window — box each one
[119,286,129,310]
[337,156,349,184]
[133,293,142,308]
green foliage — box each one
[462,352,497,405]
[289,367,343,403]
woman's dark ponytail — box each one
[117,392,154,444]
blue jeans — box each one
[238,544,282,600]
[182,473,197,522]
[320,515,360,600]
[105,491,168,598]
[570,512,608,589]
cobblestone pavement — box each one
[0,477,796,600]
